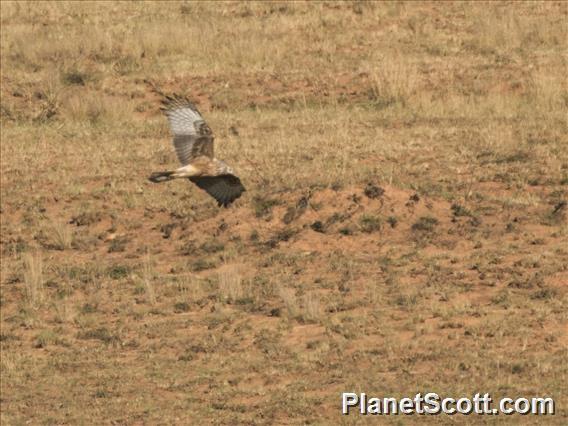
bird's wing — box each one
[190,174,246,207]
[161,95,214,165]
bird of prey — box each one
[149,95,245,207]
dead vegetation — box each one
[1,2,567,425]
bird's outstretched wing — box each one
[161,95,214,165]
[190,174,246,207]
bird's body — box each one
[149,95,245,207]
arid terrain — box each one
[1,2,567,424]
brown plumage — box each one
[149,95,245,207]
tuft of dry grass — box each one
[23,251,43,308]
[141,254,156,305]
[217,264,245,303]
[50,220,73,250]
[367,56,419,108]
[278,286,299,319]
[299,293,322,323]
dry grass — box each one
[50,220,73,250]
[140,254,156,305]
[217,264,244,303]
[22,251,43,308]
[279,286,300,319]
[1,1,567,425]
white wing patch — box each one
[164,107,203,136]
[160,96,214,164]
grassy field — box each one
[1,1,567,424]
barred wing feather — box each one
[161,96,214,164]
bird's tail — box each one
[149,171,175,183]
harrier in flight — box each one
[149,95,245,207]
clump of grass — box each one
[274,227,298,242]
[34,330,61,348]
[491,290,511,307]
[364,183,385,199]
[218,265,244,303]
[451,203,473,217]
[107,264,131,280]
[253,196,280,219]
[63,92,106,125]
[278,287,299,319]
[141,255,156,305]
[411,216,439,232]
[61,66,97,86]
[299,293,321,323]
[387,216,398,228]
[174,302,190,313]
[486,150,532,165]
[276,287,322,322]
[23,252,43,308]
[70,210,102,226]
[77,327,120,344]
[367,56,418,108]
[33,77,62,122]
[112,55,141,76]
[359,214,382,233]
[531,288,557,300]
[62,263,104,287]
[3,236,28,256]
[263,227,299,249]
[80,303,98,314]
[191,258,216,272]
[200,239,225,254]
[394,294,418,308]
[51,221,73,250]
[107,236,128,253]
